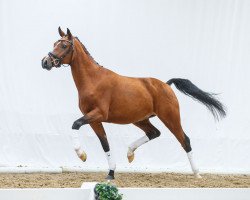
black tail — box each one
[167,78,226,120]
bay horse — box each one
[41,27,226,180]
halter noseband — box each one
[48,39,74,67]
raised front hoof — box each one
[194,173,202,179]
[79,152,87,162]
[105,175,115,180]
[127,148,134,163]
[72,121,82,130]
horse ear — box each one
[58,26,65,37]
[67,28,72,40]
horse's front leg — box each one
[72,133,87,162]
[72,108,105,162]
[90,122,116,180]
[72,108,104,130]
[72,108,115,179]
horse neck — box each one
[70,40,100,93]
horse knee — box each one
[72,121,82,130]
[147,128,161,140]
[72,117,87,130]
[184,133,192,153]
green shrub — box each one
[94,182,123,200]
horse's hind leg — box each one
[127,119,161,163]
[157,103,202,178]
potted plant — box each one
[94,182,123,200]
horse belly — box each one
[106,87,154,124]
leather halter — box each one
[48,39,74,67]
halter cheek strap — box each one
[48,39,74,67]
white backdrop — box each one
[0,0,250,173]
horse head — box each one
[41,27,74,70]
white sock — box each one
[129,135,150,152]
[72,133,83,156]
[187,151,199,174]
[105,151,116,171]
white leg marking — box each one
[187,151,202,178]
[105,151,116,171]
[72,133,82,154]
[129,135,150,152]
[127,135,150,163]
[72,133,87,161]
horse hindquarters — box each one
[155,85,201,178]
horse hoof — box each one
[195,173,202,179]
[79,152,87,162]
[106,175,115,180]
[128,153,134,163]
[127,148,134,163]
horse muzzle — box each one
[41,56,53,70]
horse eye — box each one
[62,44,67,49]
